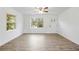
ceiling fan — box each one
[35,7,48,14]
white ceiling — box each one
[13,7,70,15]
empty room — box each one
[0,7,79,51]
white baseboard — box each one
[0,33,23,47]
[58,32,79,45]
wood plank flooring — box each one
[0,33,79,51]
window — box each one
[31,18,43,28]
[7,14,16,31]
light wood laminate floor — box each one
[0,34,79,51]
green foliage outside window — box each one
[7,14,16,31]
[32,18,43,28]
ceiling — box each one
[13,7,70,15]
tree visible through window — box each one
[31,18,43,28]
[7,14,16,31]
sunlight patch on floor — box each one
[28,35,45,50]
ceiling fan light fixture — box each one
[35,7,48,14]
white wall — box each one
[0,8,23,46]
[23,14,58,33]
[58,7,79,44]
